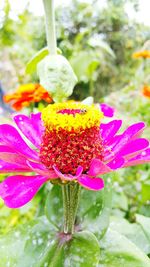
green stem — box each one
[62,183,80,234]
[89,78,94,97]
[43,0,57,55]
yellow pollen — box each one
[41,102,103,132]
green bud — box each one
[37,55,77,102]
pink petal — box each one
[124,148,150,167]
[100,103,115,117]
[118,138,149,158]
[100,120,122,144]
[88,158,111,176]
[13,114,43,149]
[0,159,31,173]
[0,145,15,153]
[27,161,58,178]
[0,124,39,161]
[107,157,124,169]
[0,175,48,208]
[0,145,31,169]
[53,166,83,181]
[30,113,44,137]
[105,122,146,161]
[78,175,104,190]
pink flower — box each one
[0,102,149,208]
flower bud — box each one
[37,55,77,102]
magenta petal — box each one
[88,159,111,176]
[0,175,48,208]
[0,124,39,161]
[13,114,43,149]
[27,161,58,178]
[107,157,124,169]
[0,159,31,173]
[78,175,104,190]
[124,148,150,167]
[100,103,115,117]
[0,145,15,153]
[0,145,31,168]
[30,113,44,137]
[118,138,149,158]
[105,122,146,161]
[100,120,122,144]
[53,166,83,181]
[0,152,30,167]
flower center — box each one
[40,103,104,175]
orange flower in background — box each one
[132,50,150,59]
[142,85,150,98]
[4,84,53,111]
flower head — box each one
[142,85,150,98]
[0,102,149,208]
[132,50,150,59]
[4,83,53,111]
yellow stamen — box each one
[42,103,103,132]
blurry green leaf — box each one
[0,215,100,267]
[79,177,112,239]
[16,216,55,267]
[112,191,128,211]
[70,51,100,82]
[99,229,150,267]
[87,61,100,77]
[110,216,150,254]
[26,47,62,74]
[88,38,116,58]
[0,226,26,267]
[142,182,150,202]
[45,184,63,229]
[65,231,100,267]
[136,214,150,243]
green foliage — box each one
[0,216,100,267]
[1,0,149,98]
[0,0,150,266]
[26,47,62,74]
[99,229,150,267]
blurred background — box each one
[0,0,150,242]
[0,0,150,99]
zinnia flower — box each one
[132,50,150,59]
[3,83,53,111]
[142,85,150,98]
[0,102,149,208]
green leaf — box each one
[70,51,100,82]
[0,216,100,267]
[25,47,62,74]
[16,216,55,267]
[0,216,56,267]
[112,191,128,211]
[136,214,150,244]
[88,38,116,58]
[99,229,150,267]
[79,177,112,239]
[65,231,100,267]
[45,184,63,229]
[36,230,100,267]
[142,182,150,202]
[0,226,26,267]
[110,216,150,254]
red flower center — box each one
[40,103,104,175]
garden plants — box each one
[0,0,150,266]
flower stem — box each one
[62,183,80,234]
[43,0,57,55]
